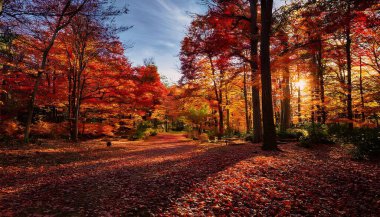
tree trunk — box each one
[345,3,353,130]
[280,66,291,132]
[218,102,224,138]
[24,49,51,143]
[249,0,262,143]
[73,101,80,141]
[359,57,365,122]
[209,55,224,138]
[243,70,251,132]
[298,88,302,123]
[82,112,86,135]
[317,38,326,124]
[297,71,302,124]
[70,69,78,140]
[226,87,230,130]
[165,115,169,132]
[260,0,277,150]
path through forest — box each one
[0,133,379,216]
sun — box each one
[295,79,307,89]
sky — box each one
[116,0,284,83]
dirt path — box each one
[0,133,379,216]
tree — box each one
[260,0,277,150]
[180,15,238,138]
[0,0,91,143]
[248,0,263,142]
[205,0,263,141]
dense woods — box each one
[0,0,379,216]
[177,0,379,156]
[1,0,167,143]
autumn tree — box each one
[58,2,129,141]
[203,0,263,141]
[1,0,92,142]
[180,15,239,138]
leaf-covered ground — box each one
[0,133,379,216]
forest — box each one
[1,0,379,216]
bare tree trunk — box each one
[260,0,277,150]
[249,0,262,143]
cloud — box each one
[116,0,204,82]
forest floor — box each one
[0,133,379,216]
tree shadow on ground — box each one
[0,134,195,168]
[0,135,280,216]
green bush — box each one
[245,133,255,142]
[297,124,330,148]
[150,130,158,136]
[206,130,217,140]
[223,129,242,138]
[328,124,380,160]
[172,119,186,131]
[130,121,153,140]
[277,128,308,140]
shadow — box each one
[0,134,277,216]
[0,147,127,166]
[0,138,195,168]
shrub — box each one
[199,133,209,142]
[223,129,242,139]
[245,133,255,142]
[186,130,199,140]
[32,121,52,136]
[83,123,101,137]
[0,120,23,145]
[130,122,154,140]
[145,128,158,137]
[206,130,217,140]
[278,128,308,140]
[0,119,21,136]
[350,129,379,160]
[328,124,380,160]
[101,125,115,137]
[172,119,186,131]
[327,123,349,137]
[50,122,68,139]
[298,124,330,148]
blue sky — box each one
[116,0,205,83]
[116,0,284,83]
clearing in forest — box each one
[0,133,379,216]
